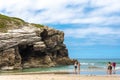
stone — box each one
[0,26,74,70]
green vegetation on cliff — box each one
[0,14,44,32]
[31,23,44,28]
[0,14,25,32]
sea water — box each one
[22,59,120,75]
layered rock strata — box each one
[0,26,73,70]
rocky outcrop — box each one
[0,26,74,70]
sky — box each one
[0,0,120,59]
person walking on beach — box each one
[112,62,116,74]
[77,62,81,74]
[107,62,112,75]
[74,61,78,74]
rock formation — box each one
[0,24,74,70]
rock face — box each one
[0,26,73,70]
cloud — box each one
[63,27,120,46]
[64,27,120,38]
[0,0,120,25]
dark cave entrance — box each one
[18,44,47,64]
[18,45,34,64]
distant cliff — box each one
[0,14,74,70]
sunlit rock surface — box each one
[0,26,74,70]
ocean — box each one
[22,59,120,75]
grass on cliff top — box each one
[0,14,11,28]
[0,14,26,31]
[0,14,44,32]
[31,23,44,28]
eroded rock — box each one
[0,26,74,70]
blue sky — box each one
[0,0,120,59]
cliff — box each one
[0,14,74,70]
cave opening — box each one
[18,45,34,64]
[18,44,48,64]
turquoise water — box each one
[22,59,120,75]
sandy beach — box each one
[0,73,120,80]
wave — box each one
[116,67,120,70]
[80,63,95,66]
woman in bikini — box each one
[107,62,112,75]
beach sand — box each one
[0,73,120,80]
